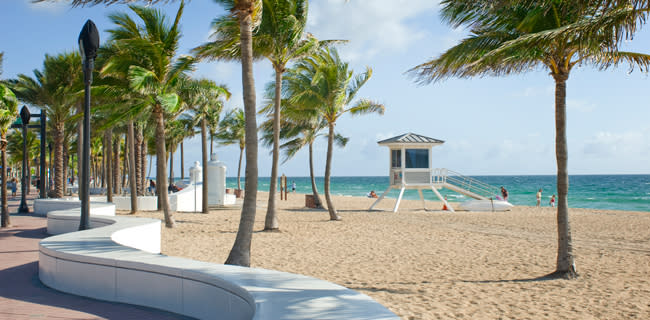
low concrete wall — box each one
[34,199,115,217]
[39,211,399,319]
[112,196,158,211]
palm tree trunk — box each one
[134,125,143,196]
[264,66,283,231]
[122,143,128,190]
[113,137,121,195]
[324,122,340,220]
[63,147,69,195]
[1,140,10,227]
[127,121,138,214]
[237,146,243,190]
[210,135,214,155]
[308,142,323,208]
[181,141,185,180]
[201,118,209,214]
[141,138,147,194]
[553,74,576,278]
[225,8,258,267]
[105,129,113,203]
[154,107,175,228]
[53,124,64,198]
[169,150,174,185]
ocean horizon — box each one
[172,174,650,212]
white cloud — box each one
[441,27,468,50]
[27,0,68,14]
[583,129,650,157]
[515,85,554,98]
[567,98,596,113]
[307,0,439,61]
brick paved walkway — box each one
[0,188,191,320]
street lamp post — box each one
[18,106,30,213]
[78,20,99,231]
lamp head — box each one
[19,106,30,126]
[78,19,99,61]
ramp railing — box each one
[433,168,500,200]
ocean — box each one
[222,174,650,212]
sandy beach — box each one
[128,192,650,319]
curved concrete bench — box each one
[39,212,398,320]
[34,198,116,217]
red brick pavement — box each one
[0,188,191,320]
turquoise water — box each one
[223,175,650,212]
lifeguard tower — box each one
[369,133,500,212]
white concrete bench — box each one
[39,211,398,320]
[33,199,116,217]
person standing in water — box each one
[536,189,542,207]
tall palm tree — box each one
[196,0,328,231]
[259,111,339,209]
[285,47,385,220]
[102,2,194,227]
[409,0,650,278]
[178,78,230,213]
[67,0,263,267]
[210,0,262,267]
[9,52,82,198]
[205,104,222,155]
[215,108,246,192]
[0,82,19,227]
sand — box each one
[129,192,650,319]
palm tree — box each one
[0,82,19,227]
[260,110,340,209]
[209,0,262,267]
[178,78,230,213]
[102,2,194,228]
[205,104,222,155]
[65,0,263,267]
[215,108,246,192]
[9,52,82,198]
[409,0,650,278]
[285,47,385,220]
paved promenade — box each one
[0,188,190,320]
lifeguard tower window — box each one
[391,150,401,168]
[405,149,428,168]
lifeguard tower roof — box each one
[377,133,444,146]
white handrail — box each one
[433,168,500,200]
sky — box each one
[1,0,649,177]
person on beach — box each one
[148,179,156,194]
[501,186,509,202]
[536,189,542,207]
[11,178,17,198]
[550,194,556,207]
[291,181,296,193]
[367,190,378,198]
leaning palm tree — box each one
[102,2,194,228]
[178,78,230,213]
[285,47,385,220]
[0,83,19,227]
[409,0,650,278]
[215,108,246,193]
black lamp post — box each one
[78,19,99,231]
[18,106,30,213]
